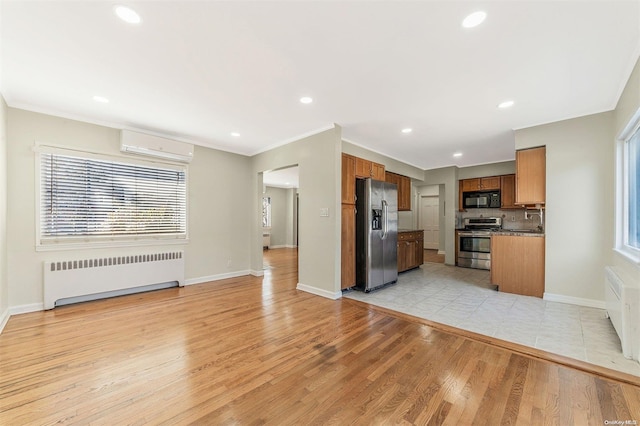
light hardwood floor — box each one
[1,248,639,424]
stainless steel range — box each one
[457,217,502,270]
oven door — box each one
[457,232,491,270]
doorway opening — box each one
[262,165,299,275]
[419,186,444,264]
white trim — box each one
[0,308,10,334]
[296,283,342,300]
[251,270,265,277]
[613,248,640,266]
[267,244,298,249]
[185,270,251,286]
[9,303,44,315]
[437,250,445,255]
[543,292,606,309]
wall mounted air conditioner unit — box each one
[120,130,194,163]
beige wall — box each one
[458,161,515,180]
[252,126,342,298]
[613,56,640,288]
[6,108,252,308]
[0,96,8,326]
[515,112,615,304]
[263,186,296,248]
[342,141,424,181]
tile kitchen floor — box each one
[343,262,640,377]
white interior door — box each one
[419,196,439,250]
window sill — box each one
[36,238,189,252]
[613,247,640,266]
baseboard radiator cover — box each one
[604,266,640,361]
[44,251,185,310]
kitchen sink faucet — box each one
[524,206,544,228]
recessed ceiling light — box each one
[462,11,486,28]
[300,97,313,104]
[92,95,109,103]
[114,5,142,24]
[401,128,412,134]
[498,100,515,109]
[453,152,463,158]
[231,132,240,137]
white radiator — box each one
[44,251,185,309]
[605,266,639,360]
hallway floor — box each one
[344,262,640,377]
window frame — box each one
[616,108,640,263]
[262,196,272,229]
[35,143,189,251]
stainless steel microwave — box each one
[463,191,500,209]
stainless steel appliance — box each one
[457,217,502,270]
[355,178,398,292]
[463,191,500,209]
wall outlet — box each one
[511,215,516,222]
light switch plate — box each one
[320,208,329,217]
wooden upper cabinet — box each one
[371,162,386,180]
[385,171,411,211]
[342,153,356,204]
[355,157,385,179]
[480,176,500,190]
[500,174,519,209]
[461,178,481,192]
[516,146,546,205]
[460,176,500,192]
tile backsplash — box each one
[456,208,544,231]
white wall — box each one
[0,96,8,330]
[252,126,342,299]
[515,112,614,304]
[6,108,253,309]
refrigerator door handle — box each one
[381,199,388,240]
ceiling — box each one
[2,1,639,170]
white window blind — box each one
[40,152,186,241]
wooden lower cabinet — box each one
[341,204,356,289]
[491,235,545,297]
[397,230,424,272]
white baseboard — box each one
[543,292,606,309]
[9,303,44,316]
[185,270,251,286]
[251,269,265,277]
[437,250,445,255]
[296,283,342,300]
[266,245,297,249]
[0,307,9,334]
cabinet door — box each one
[480,176,501,190]
[461,178,480,192]
[415,233,424,266]
[405,240,416,269]
[397,241,406,272]
[500,174,518,209]
[371,162,386,180]
[341,204,356,289]
[342,154,356,204]
[491,235,545,297]
[399,175,411,211]
[355,157,372,178]
[516,147,546,205]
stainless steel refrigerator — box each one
[355,178,398,292]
